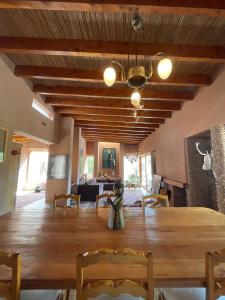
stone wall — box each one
[185,132,217,209]
[210,125,225,213]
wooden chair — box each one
[76,248,154,300]
[96,193,115,209]
[53,194,80,209]
[142,194,169,213]
[53,194,80,300]
[0,251,21,300]
[206,248,225,300]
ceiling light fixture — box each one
[103,9,173,120]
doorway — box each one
[13,133,49,208]
[124,155,140,186]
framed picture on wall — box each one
[0,127,8,163]
[47,155,68,179]
[102,148,116,169]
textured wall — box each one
[185,134,217,209]
[211,125,225,213]
[0,54,56,214]
[139,67,225,183]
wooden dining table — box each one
[0,207,225,290]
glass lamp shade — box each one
[157,58,173,80]
[103,67,116,87]
[131,91,141,108]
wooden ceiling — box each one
[0,1,225,145]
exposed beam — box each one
[1,37,224,64]
[46,96,181,111]
[56,106,171,118]
[70,114,164,124]
[84,138,140,144]
[75,120,159,129]
[35,85,193,100]
[77,124,154,133]
[83,135,144,140]
[0,1,224,17]
[15,65,211,87]
[82,134,143,141]
[82,130,148,137]
[82,130,148,138]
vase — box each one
[107,206,124,230]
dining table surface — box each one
[0,207,225,290]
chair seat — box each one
[20,290,61,300]
[158,288,221,300]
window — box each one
[32,99,54,121]
[85,156,94,178]
[124,155,140,184]
[141,154,152,190]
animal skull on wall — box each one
[195,141,215,177]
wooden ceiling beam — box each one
[0,37,224,64]
[74,120,158,129]
[82,130,148,137]
[15,65,211,87]
[82,129,148,138]
[83,135,144,141]
[46,96,181,111]
[56,106,171,118]
[84,138,140,145]
[77,124,154,133]
[69,114,164,124]
[0,1,224,17]
[82,134,143,141]
[34,85,192,100]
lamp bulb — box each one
[157,58,173,80]
[103,67,116,87]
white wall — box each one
[45,117,74,203]
[0,54,57,214]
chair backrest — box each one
[0,251,21,300]
[53,194,80,208]
[143,194,169,212]
[76,248,154,300]
[96,193,115,209]
[206,248,225,300]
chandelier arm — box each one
[147,51,165,79]
[111,60,127,82]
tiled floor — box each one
[23,197,46,209]
[16,191,46,208]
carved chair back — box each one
[53,194,80,209]
[0,251,21,300]
[96,193,115,209]
[206,248,225,300]
[76,248,154,300]
[143,194,169,211]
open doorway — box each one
[124,155,140,187]
[13,133,49,208]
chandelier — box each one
[103,9,173,119]
[126,155,139,164]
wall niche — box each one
[185,130,217,210]
[185,124,225,212]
